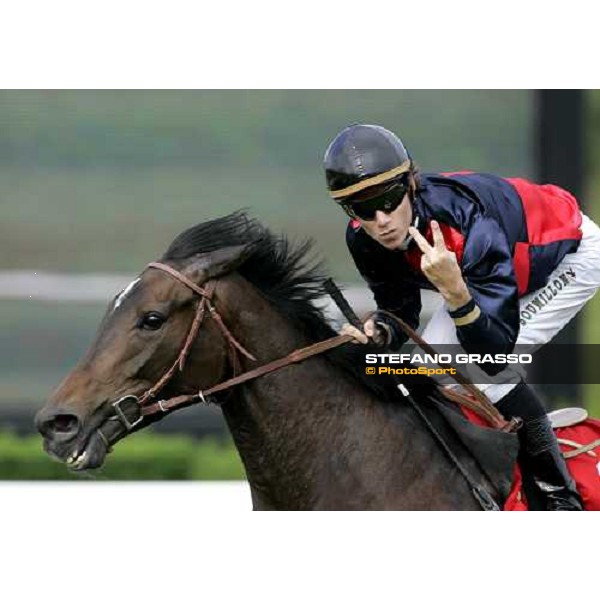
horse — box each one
[35,211,514,510]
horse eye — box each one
[138,312,166,331]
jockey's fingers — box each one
[365,318,389,346]
[408,226,432,255]
[431,220,446,249]
[363,318,376,337]
[340,322,369,344]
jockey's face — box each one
[358,190,413,251]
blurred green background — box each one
[0,90,533,276]
[1,90,598,480]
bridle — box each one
[92,261,353,450]
[137,262,257,408]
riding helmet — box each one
[323,124,412,203]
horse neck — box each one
[211,275,484,510]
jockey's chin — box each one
[380,230,410,250]
[365,226,410,251]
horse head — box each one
[35,233,255,471]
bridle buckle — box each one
[111,395,144,430]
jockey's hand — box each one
[340,318,389,346]
[408,220,472,310]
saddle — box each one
[435,399,600,511]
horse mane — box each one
[162,211,428,400]
[162,210,329,335]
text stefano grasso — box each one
[365,353,533,365]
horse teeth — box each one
[73,451,87,467]
[67,449,87,468]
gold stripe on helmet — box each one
[330,161,411,200]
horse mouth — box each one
[64,430,109,471]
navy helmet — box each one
[324,124,411,203]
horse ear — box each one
[184,243,255,283]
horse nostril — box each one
[36,409,81,442]
[51,414,79,433]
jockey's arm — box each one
[426,216,520,374]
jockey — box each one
[323,123,600,510]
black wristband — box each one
[447,297,476,319]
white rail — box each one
[0,270,442,322]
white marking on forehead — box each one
[113,277,141,311]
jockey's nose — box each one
[375,210,391,227]
[35,406,82,444]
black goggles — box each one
[341,181,409,221]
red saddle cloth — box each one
[460,407,600,510]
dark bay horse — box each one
[35,212,505,510]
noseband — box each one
[94,262,353,450]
